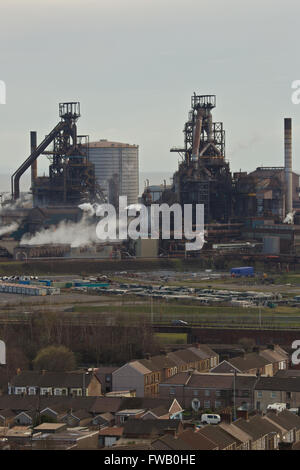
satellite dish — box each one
[0,340,6,365]
[191,398,200,412]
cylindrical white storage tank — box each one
[87,140,139,206]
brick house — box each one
[159,371,258,411]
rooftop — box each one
[88,140,138,149]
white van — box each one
[201,414,221,425]
[267,403,286,412]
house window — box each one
[215,401,222,409]
[270,391,277,399]
[204,401,211,409]
[170,387,176,395]
[193,390,199,396]
[204,390,210,397]
[257,391,262,398]
[28,387,36,395]
[119,415,128,424]
[215,390,221,397]
[15,387,26,395]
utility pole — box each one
[232,369,237,421]
[150,295,153,324]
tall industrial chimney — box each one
[284,118,293,215]
[30,131,37,186]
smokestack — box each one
[284,118,293,215]
[30,131,37,186]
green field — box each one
[72,299,300,329]
[155,333,188,345]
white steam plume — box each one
[20,202,128,247]
[0,193,32,213]
[0,222,19,236]
[20,213,98,247]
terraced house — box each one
[254,376,300,411]
[8,370,101,397]
[211,345,288,377]
[112,346,219,397]
[159,370,258,411]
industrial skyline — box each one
[0,0,300,181]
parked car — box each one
[172,320,188,326]
[201,414,221,425]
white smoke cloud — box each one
[78,202,98,216]
[20,200,131,247]
[20,213,99,247]
[0,222,19,237]
[0,193,32,213]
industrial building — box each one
[141,93,300,257]
[141,94,240,254]
[12,102,97,207]
[87,140,139,206]
[13,242,122,260]
[3,93,300,260]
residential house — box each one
[152,429,219,450]
[60,409,93,427]
[119,418,183,444]
[98,427,124,448]
[166,349,208,374]
[233,415,281,450]
[257,345,288,375]
[31,427,99,450]
[188,344,219,370]
[115,397,183,425]
[141,399,183,420]
[211,345,288,377]
[112,346,218,398]
[14,410,36,426]
[218,422,251,450]
[263,409,300,443]
[211,352,272,376]
[0,409,15,427]
[94,367,118,394]
[159,371,258,411]
[254,376,300,412]
[91,412,114,428]
[197,425,239,450]
[8,370,102,397]
[112,361,159,397]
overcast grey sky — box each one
[1,0,300,191]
